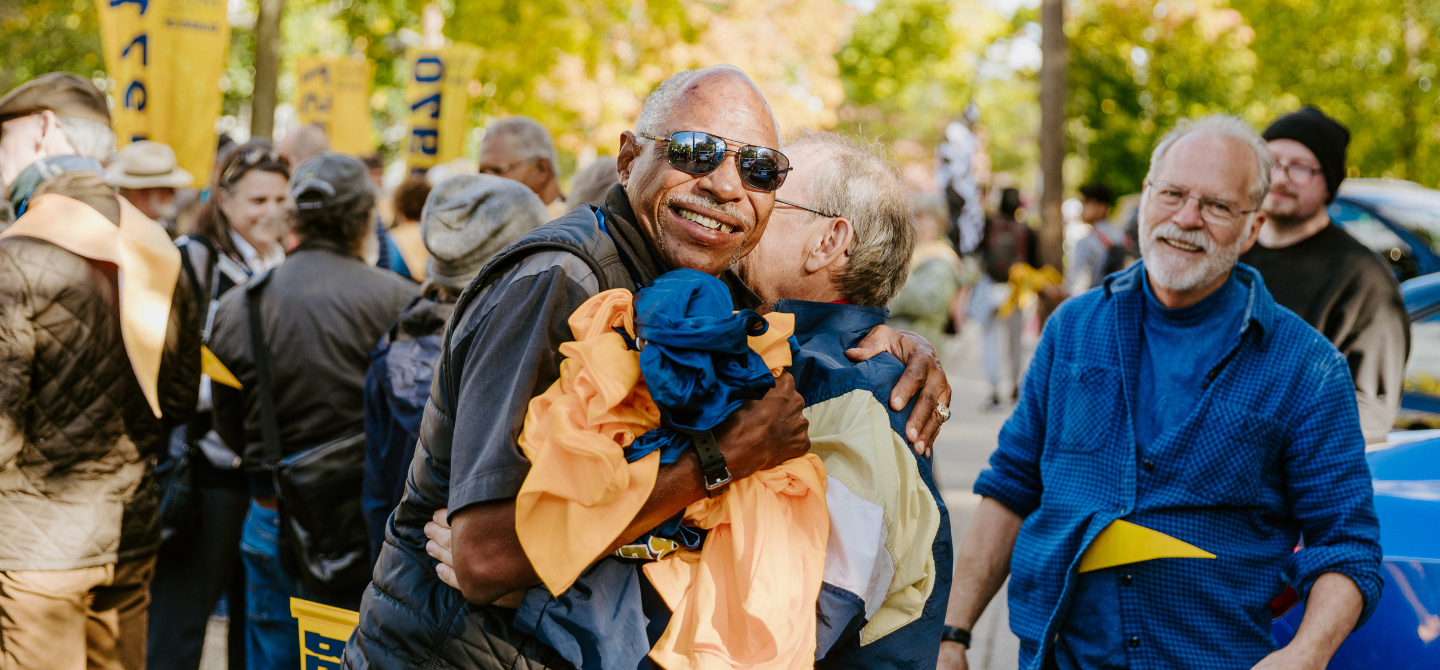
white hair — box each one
[635,65,779,140]
[55,116,116,163]
[484,116,559,177]
[1145,114,1275,208]
[786,129,914,306]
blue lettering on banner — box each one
[122,35,147,65]
[304,631,344,657]
[414,57,443,83]
[124,81,147,110]
[305,658,341,670]
[109,0,148,14]
[410,93,441,119]
[410,129,439,155]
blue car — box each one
[1330,180,1440,281]
[1270,434,1440,668]
[1394,274,1440,430]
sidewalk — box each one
[931,313,1038,670]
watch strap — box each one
[941,625,971,647]
[692,430,731,497]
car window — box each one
[1376,199,1440,257]
[1406,314,1440,400]
[1330,201,1411,259]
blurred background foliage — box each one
[5,0,1440,197]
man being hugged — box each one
[940,116,1382,670]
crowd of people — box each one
[0,60,1404,670]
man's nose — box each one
[695,152,745,204]
[1174,196,1205,228]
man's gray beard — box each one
[1141,214,1250,293]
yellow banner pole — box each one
[404,42,480,177]
[294,55,375,156]
[97,0,228,187]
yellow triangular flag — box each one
[202,346,242,389]
[1078,519,1215,573]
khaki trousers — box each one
[0,556,155,670]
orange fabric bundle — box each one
[644,454,829,670]
[515,288,664,595]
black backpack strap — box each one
[437,240,612,414]
[244,271,285,469]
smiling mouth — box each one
[1162,238,1204,253]
[673,206,736,234]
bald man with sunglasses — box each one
[346,65,951,669]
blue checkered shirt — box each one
[975,262,1383,670]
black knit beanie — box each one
[1262,107,1349,203]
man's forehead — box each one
[1267,138,1320,166]
[665,76,778,148]
[1157,133,1255,197]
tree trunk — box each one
[1038,0,1066,269]
[251,0,285,141]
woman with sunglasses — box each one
[148,142,291,670]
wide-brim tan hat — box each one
[107,140,194,189]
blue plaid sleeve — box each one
[1280,357,1385,628]
[974,307,1058,517]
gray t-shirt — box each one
[445,251,603,513]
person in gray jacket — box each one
[209,153,417,668]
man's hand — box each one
[846,325,951,456]
[936,640,969,670]
[713,371,810,477]
[425,509,460,590]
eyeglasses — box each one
[638,131,791,192]
[220,146,288,188]
[775,198,838,218]
[1144,179,1257,227]
[1272,161,1322,186]
[479,157,542,176]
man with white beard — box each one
[938,116,1382,670]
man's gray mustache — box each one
[665,193,753,228]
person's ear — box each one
[803,216,853,274]
[1239,210,1265,254]
[616,131,640,188]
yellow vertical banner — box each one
[97,0,228,187]
[294,55,375,156]
[404,42,481,177]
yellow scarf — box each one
[0,193,180,417]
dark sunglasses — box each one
[639,131,791,192]
[220,146,289,187]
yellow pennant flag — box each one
[201,345,241,389]
[97,0,229,187]
[1078,519,1216,573]
[294,55,375,157]
[404,42,482,177]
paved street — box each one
[199,314,1036,670]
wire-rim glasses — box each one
[1145,179,1257,227]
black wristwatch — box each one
[692,430,732,497]
[941,625,972,647]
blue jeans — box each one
[241,500,309,670]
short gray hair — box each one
[636,65,779,140]
[787,129,915,307]
[1146,114,1274,208]
[56,116,116,163]
[484,116,558,178]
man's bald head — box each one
[635,65,779,145]
[278,124,331,165]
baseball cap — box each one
[0,72,112,127]
[289,152,372,213]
